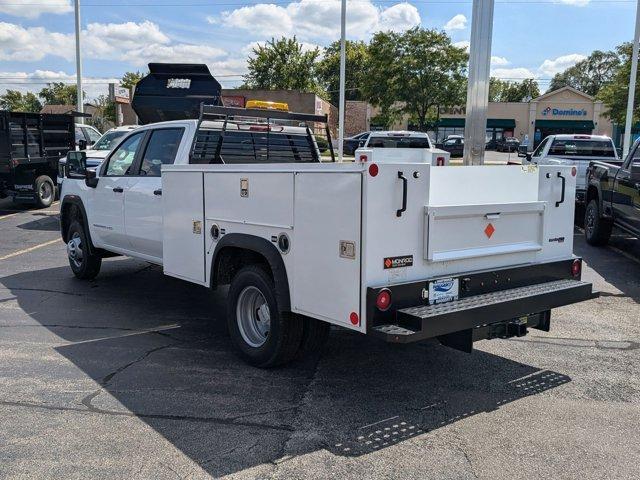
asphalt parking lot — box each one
[1,197,639,480]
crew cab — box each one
[526,134,619,204]
[59,64,597,368]
[584,138,640,245]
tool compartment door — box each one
[424,201,545,262]
[162,171,206,283]
[292,172,363,330]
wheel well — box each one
[586,185,599,205]
[60,202,83,242]
[213,246,272,287]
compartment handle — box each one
[397,171,407,217]
[555,171,566,207]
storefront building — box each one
[435,86,613,149]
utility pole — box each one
[74,0,84,123]
[338,0,347,162]
[463,0,495,165]
[623,0,640,157]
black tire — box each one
[34,175,55,208]
[66,220,102,279]
[584,199,612,246]
[297,316,330,358]
[227,265,303,368]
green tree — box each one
[120,71,145,90]
[243,37,322,93]
[548,50,620,96]
[38,82,81,105]
[598,43,638,124]
[490,78,540,102]
[362,28,468,131]
[0,90,42,112]
[317,40,369,106]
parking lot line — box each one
[0,212,20,220]
[0,239,60,262]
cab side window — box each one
[139,128,184,177]
[104,132,144,176]
[532,137,548,157]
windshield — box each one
[92,130,129,151]
[548,139,616,158]
[368,137,431,148]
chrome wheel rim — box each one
[585,207,595,236]
[67,232,83,268]
[40,181,53,203]
[236,286,271,348]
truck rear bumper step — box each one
[372,279,598,343]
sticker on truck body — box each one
[383,255,413,269]
[428,278,459,305]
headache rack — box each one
[190,104,335,164]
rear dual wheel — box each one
[227,266,329,368]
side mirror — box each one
[85,169,98,188]
[525,153,532,161]
[358,140,366,147]
[66,151,87,179]
[78,139,88,151]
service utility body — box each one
[59,64,597,367]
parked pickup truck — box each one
[355,131,450,165]
[526,134,620,205]
[59,64,597,368]
[584,138,640,245]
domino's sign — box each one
[541,106,587,117]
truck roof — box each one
[369,131,428,137]
[548,134,612,141]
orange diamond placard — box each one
[484,223,495,239]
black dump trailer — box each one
[131,63,222,124]
[0,111,74,207]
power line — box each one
[1,0,638,5]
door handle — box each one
[154,189,162,196]
[396,171,408,217]
[555,172,566,207]
[112,187,123,193]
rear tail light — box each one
[436,156,445,166]
[359,154,368,162]
[571,259,582,278]
[571,166,577,177]
[368,163,379,177]
[376,289,392,311]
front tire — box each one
[227,266,303,368]
[67,220,102,279]
[34,175,54,208]
[584,199,612,246]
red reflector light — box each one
[368,163,379,177]
[350,312,359,325]
[436,156,445,166]
[571,259,581,277]
[571,166,577,177]
[376,289,392,311]
[359,154,368,162]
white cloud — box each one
[123,44,227,67]
[215,0,421,41]
[538,53,586,76]
[0,70,120,100]
[378,3,421,32]
[444,14,467,31]
[453,40,470,52]
[0,0,72,19]
[0,22,72,61]
[491,67,537,80]
[491,56,509,66]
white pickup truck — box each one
[355,131,450,166]
[60,102,597,368]
[526,134,620,204]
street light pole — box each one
[463,0,495,165]
[74,0,84,123]
[338,0,347,162]
[623,0,640,157]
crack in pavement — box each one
[508,336,639,351]
[0,286,85,297]
[0,399,294,432]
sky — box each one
[0,0,637,102]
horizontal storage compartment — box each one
[424,201,545,262]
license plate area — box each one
[428,277,459,305]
